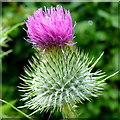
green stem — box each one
[62,103,77,118]
[0,99,32,120]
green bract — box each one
[18,46,118,116]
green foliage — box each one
[1,2,119,119]
[0,27,12,59]
[0,22,24,59]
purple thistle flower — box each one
[24,5,76,49]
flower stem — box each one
[62,103,77,118]
[0,99,32,120]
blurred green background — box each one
[1,2,119,119]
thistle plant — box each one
[19,5,118,118]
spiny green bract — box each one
[18,46,116,115]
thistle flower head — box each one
[18,46,117,115]
[24,5,76,49]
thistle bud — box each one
[18,46,118,117]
